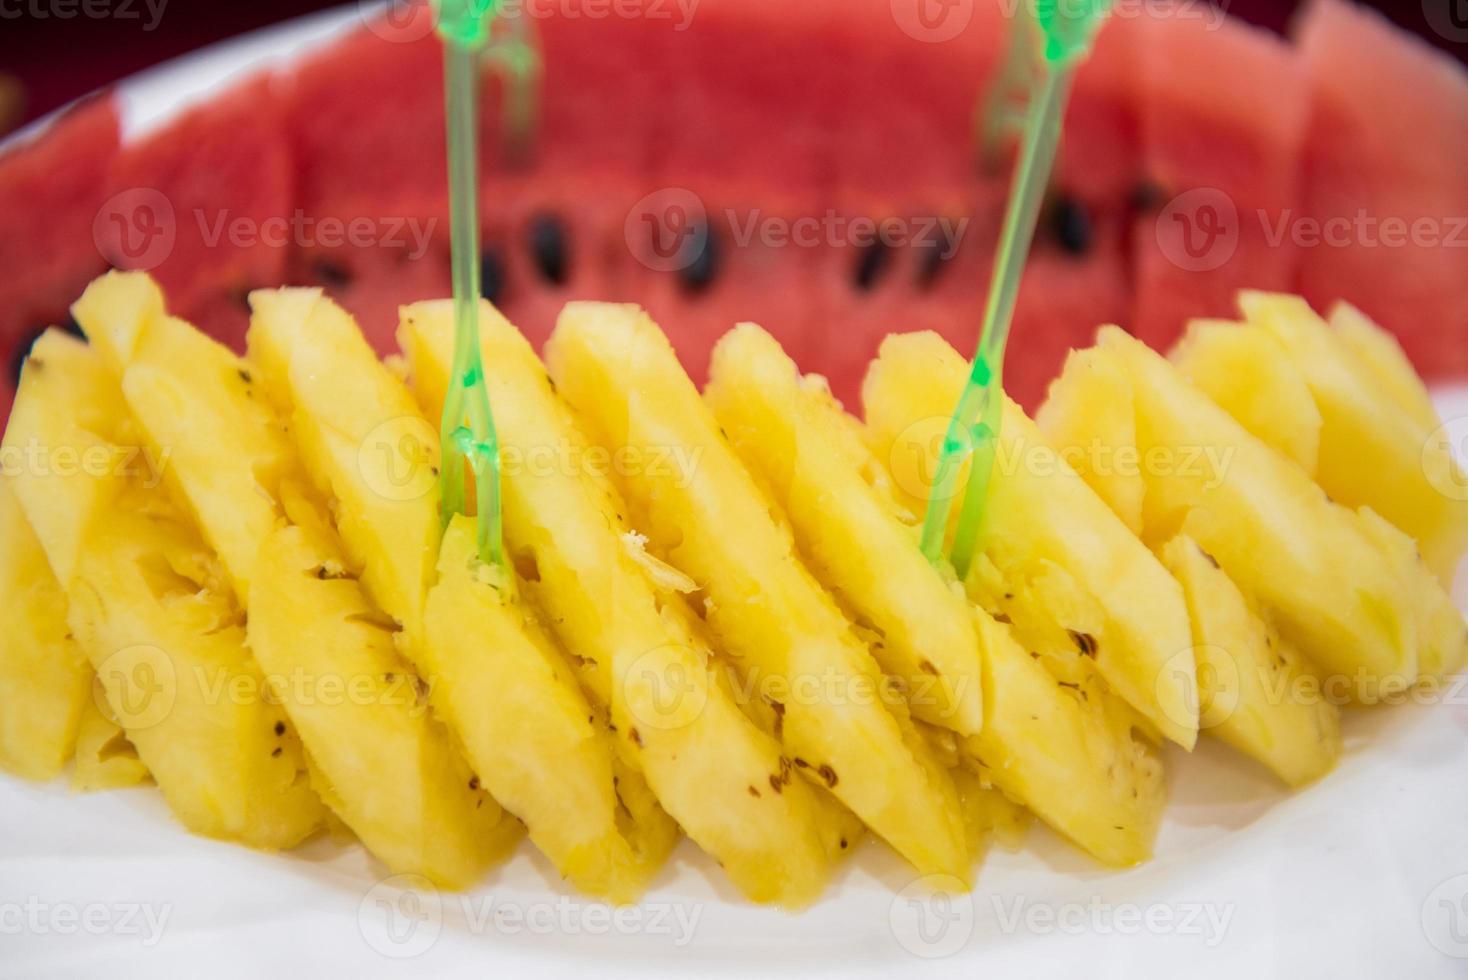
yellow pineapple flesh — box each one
[6,331,322,845]
[1098,325,1424,699]
[1,331,132,584]
[249,290,671,890]
[250,522,520,887]
[704,322,984,737]
[1169,319,1322,474]
[74,272,297,603]
[402,301,845,906]
[1328,301,1440,433]
[1160,531,1340,787]
[0,478,91,780]
[545,302,971,881]
[424,516,672,902]
[70,692,149,791]
[862,331,1198,750]
[247,288,439,639]
[1238,292,1468,585]
[70,494,324,847]
[1036,345,1146,535]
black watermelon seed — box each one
[60,314,85,340]
[312,260,353,290]
[526,213,570,286]
[677,222,719,295]
[1052,197,1093,256]
[854,241,892,291]
[1131,180,1166,213]
[480,245,506,305]
[916,242,952,289]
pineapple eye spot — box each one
[512,549,541,584]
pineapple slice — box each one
[424,516,672,902]
[545,302,970,880]
[1328,301,1439,433]
[247,288,438,639]
[5,331,321,845]
[1098,325,1423,698]
[1160,531,1341,787]
[1,331,132,584]
[71,692,149,791]
[1238,292,1468,585]
[1169,319,1322,474]
[1037,346,1146,535]
[75,274,527,881]
[251,522,520,888]
[69,494,324,847]
[862,332,1198,749]
[249,290,676,889]
[703,323,984,737]
[0,478,91,780]
[402,301,846,906]
[73,272,296,603]
[1352,508,1467,680]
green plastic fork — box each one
[435,0,504,566]
[919,0,1112,579]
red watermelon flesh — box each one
[6,0,1468,426]
[1057,5,1144,210]
[828,0,1003,199]
[102,76,293,350]
[0,94,119,386]
[1130,9,1309,349]
[284,5,447,226]
[1295,0,1468,378]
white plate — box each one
[2,11,1467,978]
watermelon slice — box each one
[0,93,118,408]
[3,0,1467,421]
[1130,9,1309,349]
[101,77,293,350]
[1294,0,1468,379]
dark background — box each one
[1,0,1464,132]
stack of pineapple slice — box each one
[0,271,1462,904]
